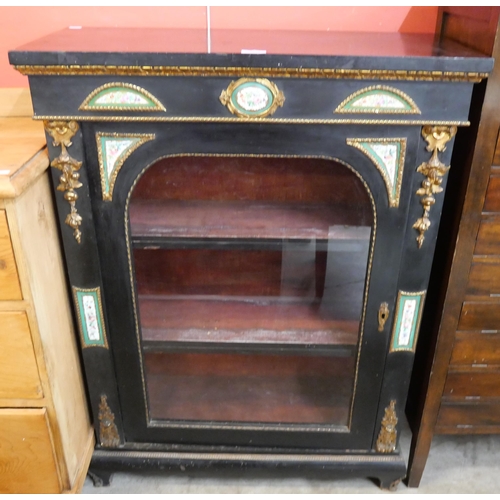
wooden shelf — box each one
[130,200,370,241]
[144,351,354,425]
[138,295,360,353]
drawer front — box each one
[483,173,500,212]
[0,408,60,493]
[0,312,42,399]
[443,370,500,399]
[0,210,22,300]
[437,402,500,430]
[475,214,500,255]
[492,128,500,167]
[451,332,500,365]
[458,302,500,331]
[466,256,500,298]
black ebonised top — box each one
[9,27,494,74]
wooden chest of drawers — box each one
[435,134,500,432]
[406,6,500,487]
[0,90,93,493]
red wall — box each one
[0,6,438,88]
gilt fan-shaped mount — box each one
[336,86,420,114]
[79,83,166,112]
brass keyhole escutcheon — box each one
[378,302,390,332]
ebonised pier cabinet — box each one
[9,27,492,490]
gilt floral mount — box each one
[413,125,457,248]
[44,120,83,243]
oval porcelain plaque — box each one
[220,78,285,118]
[234,84,271,113]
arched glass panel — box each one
[129,156,374,428]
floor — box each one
[81,426,500,494]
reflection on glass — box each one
[129,157,373,427]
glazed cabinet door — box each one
[78,120,423,451]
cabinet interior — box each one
[129,156,373,426]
